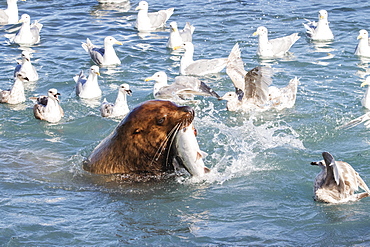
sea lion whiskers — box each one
[164,123,183,168]
[150,122,182,166]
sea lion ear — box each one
[133,128,142,134]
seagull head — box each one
[136,1,148,11]
[119,83,132,96]
[48,88,60,101]
[104,36,123,46]
[145,71,168,85]
[357,29,368,40]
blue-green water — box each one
[1,0,370,246]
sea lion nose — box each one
[181,106,194,116]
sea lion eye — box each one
[133,128,141,134]
[157,117,166,125]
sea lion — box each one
[83,100,196,179]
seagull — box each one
[82,36,122,66]
[100,84,132,118]
[303,10,334,41]
[360,76,370,109]
[0,72,27,104]
[74,65,102,99]
[5,14,42,45]
[253,26,300,58]
[174,42,232,76]
[221,43,299,112]
[145,71,220,101]
[355,29,370,57]
[166,22,195,49]
[97,0,127,3]
[135,0,174,31]
[13,50,38,81]
[0,0,25,25]
[311,152,370,203]
[339,77,370,129]
[33,88,64,123]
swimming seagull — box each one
[0,72,27,104]
[253,26,300,58]
[145,71,220,101]
[74,65,102,99]
[311,152,370,203]
[100,84,132,118]
[355,29,370,57]
[5,14,42,45]
[174,42,233,76]
[360,76,370,109]
[222,43,299,112]
[338,77,370,129]
[33,88,64,123]
[303,10,334,41]
[0,0,25,25]
[82,36,122,66]
[135,0,174,31]
[166,22,195,49]
[13,50,38,81]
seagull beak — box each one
[126,89,132,96]
[173,46,183,50]
[361,81,369,87]
[135,6,141,10]
[319,15,324,19]
[357,35,362,40]
[144,77,153,82]
[115,41,123,45]
[252,31,258,36]
[96,72,101,76]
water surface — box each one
[1,0,370,246]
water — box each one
[1,0,370,245]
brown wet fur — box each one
[83,100,194,178]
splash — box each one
[180,109,304,185]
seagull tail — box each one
[184,22,195,34]
[81,38,93,52]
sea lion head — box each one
[84,100,194,178]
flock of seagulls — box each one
[1,0,370,203]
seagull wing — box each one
[244,66,273,104]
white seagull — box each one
[355,29,370,57]
[253,26,300,58]
[74,65,102,99]
[14,50,38,81]
[166,22,195,49]
[222,43,299,112]
[311,152,370,203]
[303,10,334,41]
[145,71,220,101]
[100,84,132,118]
[0,0,25,25]
[82,36,122,66]
[33,88,64,123]
[135,0,174,31]
[360,76,370,109]
[5,14,42,45]
[0,72,27,104]
[174,42,233,76]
